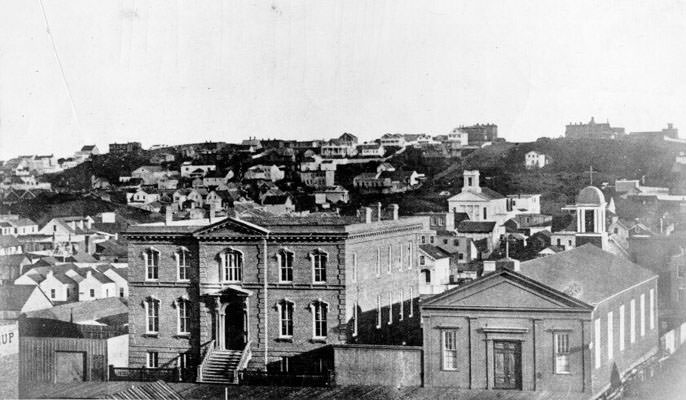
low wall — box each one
[332,344,422,387]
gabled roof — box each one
[80,145,97,151]
[262,194,291,205]
[457,221,496,233]
[480,187,506,200]
[419,244,451,260]
[421,269,593,312]
[193,217,271,238]
[520,244,657,305]
[0,285,50,311]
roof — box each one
[25,297,127,323]
[262,194,291,205]
[10,218,36,227]
[80,145,97,151]
[0,235,20,247]
[378,170,416,182]
[576,186,606,205]
[419,244,452,260]
[457,221,496,233]
[520,244,657,305]
[0,285,47,311]
[480,187,506,200]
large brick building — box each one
[421,245,658,397]
[124,209,428,382]
[565,117,625,139]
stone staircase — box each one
[199,350,243,384]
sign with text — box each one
[0,322,18,357]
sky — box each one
[1,0,686,160]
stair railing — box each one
[233,340,252,384]
[197,339,215,382]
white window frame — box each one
[145,298,160,334]
[144,247,160,281]
[553,332,571,374]
[408,241,413,269]
[640,293,646,337]
[278,249,294,283]
[409,287,414,317]
[629,299,636,343]
[220,249,243,283]
[147,351,159,368]
[387,245,392,274]
[619,304,625,351]
[387,291,393,325]
[442,330,458,371]
[277,299,294,338]
[399,246,404,270]
[176,247,190,281]
[399,289,404,320]
[310,300,328,339]
[376,295,382,329]
[177,298,191,335]
[607,311,614,360]
[376,248,381,277]
[310,250,328,284]
[352,301,358,337]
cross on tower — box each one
[585,165,596,186]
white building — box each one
[418,244,455,295]
[447,170,514,225]
[524,151,551,169]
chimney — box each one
[365,207,373,224]
[376,202,382,222]
[390,204,399,220]
[165,206,173,225]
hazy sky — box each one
[1,0,686,160]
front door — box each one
[224,301,246,350]
[493,341,521,390]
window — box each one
[177,299,191,334]
[409,287,414,317]
[399,289,404,320]
[376,248,381,276]
[442,330,458,370]
[388,292,393,325]
[650,289,655,330]
[221,249,243,282]
[483,207,487,220]
[387,246,392,273]
[177,248,190,281]
[106,289,109,297]
[178,352,188,372]
[454,239,459,246]
[420,256,426,266]
[407,242,412,269]
[66,288,71,298]
[619,305,625,351]
[120,288,125,297]
[556,238,561,246]
[144,248,159,280]
[421,236,426,244]
[278,300,294,338]
[50,289,55,299]
[399,246,404,270]
[311,301,327,339]
[443,239,448,245]
[351,252,357,282]
[594,318,601,369]
[280,357,289,373]
[640,294,646,336]
[352,302,358,337]
[279,249,294,283]
[311,250,327,283]
[145,298,160,334]
[430,236,434,244]
[90,289,95,298]
[147,352,159,368]
[458,253,464,261]
[422,269,431,284]
[607,312,614,360]
[376,295,382,328]
[629,299,636,343]
[554,332,570,374]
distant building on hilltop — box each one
[565,117,625,139]
[629,123,679,142]
[109,142,142,154]
[524,151,551,169]
[453,123,498,145]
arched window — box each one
[277,299,294,338]
[278,249,294,283]
[310,300,328,339]
[144,297,160,334]
[177,247,190,281]
[310,250,327,284]
[220,249,243,282]
[422,269,431,284]
[177,298,191,334]
[144,248,160,280]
